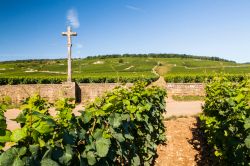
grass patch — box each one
[165,115,188,121]
[165,114,201,121]
[172,95,204,101]
[6,103,21,109]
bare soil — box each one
[156,117,198,166]
[150,76,204,117]
[165,97,203,117]
[156,117,215,166]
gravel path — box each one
[156,117,200,166]
[151,76,206,165]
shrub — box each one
[0,104,11,152]
[118,59,124,63]
[200,77,250,165]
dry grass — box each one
[172,95,204,101]
[165,115,188,121]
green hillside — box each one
[0,54,249,84]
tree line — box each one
[86,53,236,63]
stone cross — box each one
[62,26,77,82]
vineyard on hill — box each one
[0,54,249,84]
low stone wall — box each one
[78,83,133,103]
[0,82,75,103]
[166,83,205,96]
[0,83,205,104]
[78,83,117,103]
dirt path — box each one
[150,77,207,166]
[165,98,203,117]
[150,76,166,88]
[156,117,199,166]
[156,117,215,166]
[152,65,160,77]
[150,76,203,117]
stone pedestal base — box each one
[61,82,76,100]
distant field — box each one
[0,57,157,77]
[156,58,250,75]
[0,55,249,83]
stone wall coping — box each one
[0,84,62,87]
[166,83,205,85]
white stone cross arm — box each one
[62,26,77,35]
[62,26,77,46]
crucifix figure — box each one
[62,26,77,82]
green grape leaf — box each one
[244,118,250,130]
[41,158,60,166]
[11,128,27,142]
[132,154,140,166]
[19,147,27,156]
[79,129,86,140]
[0,130,11,143]
[124,133,134,140]
[113,133,125,142]
[14,112,26,124]
[93,128,103,140]
[109,113,122,128]
[235,93,245,103]
[59,145,73,165]
[123,100,130,106]
[38,137,45,147]
[32,119,55,134]
[29,144,39,157]
[127,105,137,113]
[102,103,112,111]
[0,121,7,130]
[244,134,250,149]
[113,114,122,128]
[82,111,92,124]
[132,96,138,103]
[95,109,106,116]
[0,147,26,166]
[95,138,111,157]
[86,151,96,165]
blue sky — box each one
[1,0,250,63]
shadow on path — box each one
[188,117,218,166]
